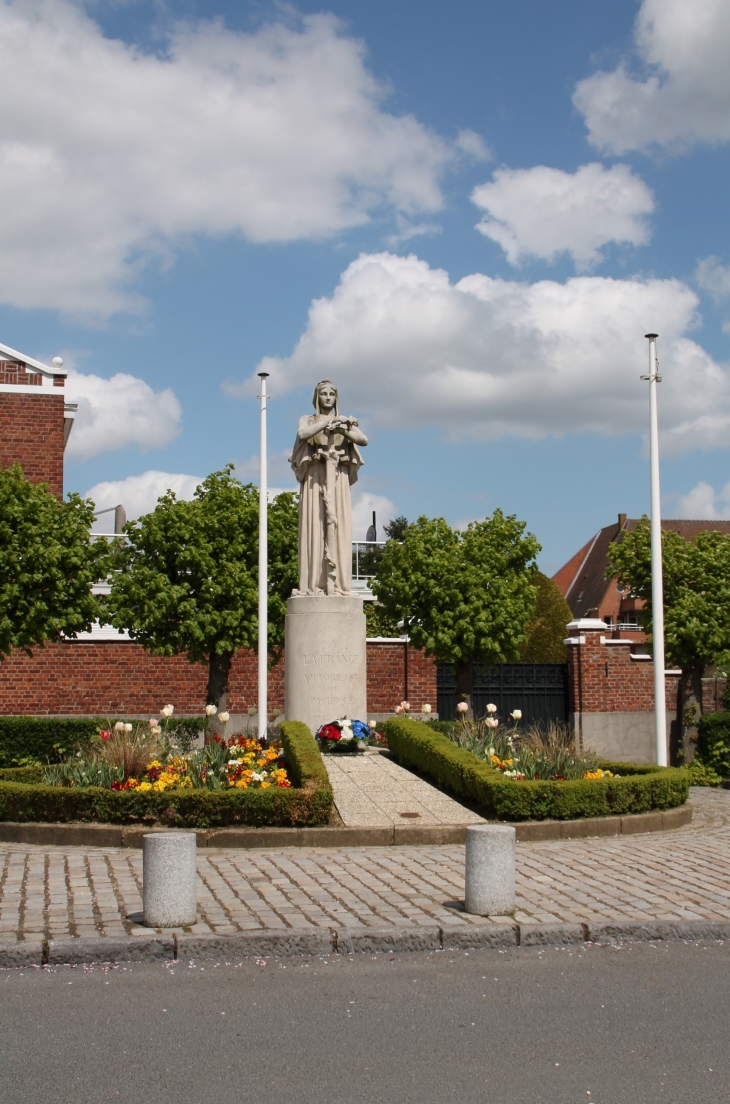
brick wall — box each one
[566,631,679,715]
[566,627,727,717]
[0,640,437,717]
[366,643,437,712]
[0,389,65,500]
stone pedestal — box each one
[284,594,367,733]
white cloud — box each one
[351,491,397,542]
[696,256,730,302]
[85,470,202,520]
[574,0,730,154]
[471,163,653,270]
[65,366,182,460]
[0,1,455,319]
[245,250,730,456]
[673,480,730,519]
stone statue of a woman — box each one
[289,380,368,595]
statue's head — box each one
[312,379,338,415]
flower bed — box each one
[384,717,689,821]
[0,721,332,829]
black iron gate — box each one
[437,663,568,726]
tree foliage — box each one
[608,520,730,755]
[105,467,298,708]
[0,465,104,659]
[519,572,571,663]
[371,510,540,709]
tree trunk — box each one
[677,663,704,764]
[207,650,233,714]
[455,661,474,720]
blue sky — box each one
[2,0,730,573]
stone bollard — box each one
[143,832,198,928]
[464,824,516,916]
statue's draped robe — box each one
[289,415,363,595]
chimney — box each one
[617,513,627,530]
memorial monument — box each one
[284,380,368,732]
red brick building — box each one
[553,513,730,641]
[0,340,76,500]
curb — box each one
[2,915,728,969]
[0,803,692,850]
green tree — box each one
[519,572,571,663]
[371,510,540,714]
[105,468,298,710]
[608,519,730,754]
[0,464,105,658]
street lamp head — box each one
[644,333,658,340]
[258,371,270,379]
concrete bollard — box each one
[143,832,198,928]
[464,824,516,916]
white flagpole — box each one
[258,372,269,741]
[644,334,667,766]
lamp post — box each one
[258,372,269,741]
[642,334,667,766]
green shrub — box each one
[384,717,689,821]
[0,715,206,767]
[686,760,722,787]
[0,721,333,828]
[695,712,730,779]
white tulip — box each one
[510,709,522,721]
[114,721,125,732]
[456,702,468,714]
[123,723,133,733]
[205,704,217,716]
[485,717,499,729]
[218,712,230,723]
[421,704,432,714]
[486,703,497,714]
[369,720,377,729]
[148,718,157,727]
[247,706,257,716]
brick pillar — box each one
[565,618,674,765]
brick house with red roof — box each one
[553,513,730,643]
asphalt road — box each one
[1,940,728,1104]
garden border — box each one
[383,717,690,821]
[0,802,692,848]
[0,721,333,829]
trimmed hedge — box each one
[695,712,730,779]
[384,717,689,821]
[0,720,333,829]
[0,715,207,767]
[0,717,98,766]
[0,766,44,784]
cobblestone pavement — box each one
[1,788,729,945]
[325,748,485,826]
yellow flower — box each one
[260,781,271,789]
[137,782,152,793]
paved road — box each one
[2,940,729,1103]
